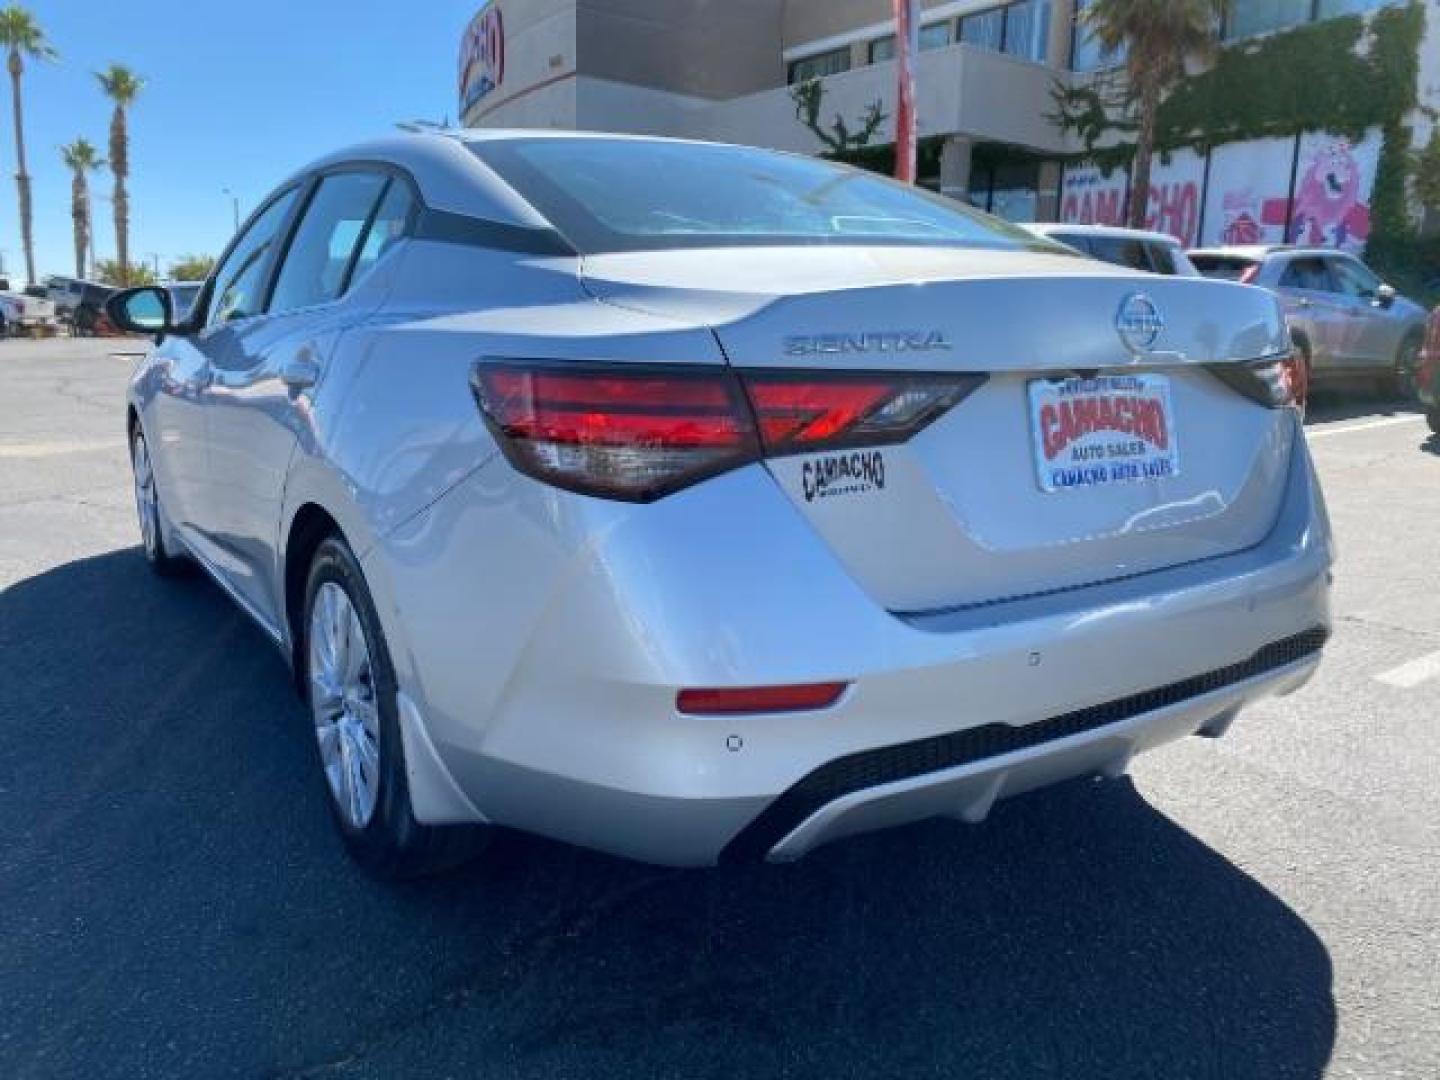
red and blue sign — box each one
[459,3,505,114]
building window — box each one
[959,9,1005,52]
[1002,0,1051,61]
[967,160,1046,222]
[788,46,852,84]
[1223,0,1313,40]
[1315,0,1403,15]
[1220,0,1406,41]
[869,21,955,63]
[1071,0,1125,70]
[957,1,1052,63]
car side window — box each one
[1147,243,1178,276]
[268,172,390,315]
[206,189,300,328]
[347,181,415,290]
[1329,258,1380,300]
[1279,257,1333,293]
[1087,236,1149,272]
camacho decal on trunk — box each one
[802,451,887,502]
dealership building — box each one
[458,0,1439,248]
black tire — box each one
[129,428,188,576]
[302,534,487,879]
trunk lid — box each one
[582,247,1295,613]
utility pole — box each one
[147,252,161,280]
[222,188,240,233]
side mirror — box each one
[105,286,175,339]
[1375,283,1397,309]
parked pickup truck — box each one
[0,290,58,335]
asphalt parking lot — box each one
[1,337,1437,1079]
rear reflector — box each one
[472,360,984,502]
[677,683,849,716]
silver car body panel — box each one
[127,132,1333,866]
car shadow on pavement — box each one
[0,549,1336,1080]
[1305,387,1420,426]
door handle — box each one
[279,350,320,391]
[1296,298,1312,308]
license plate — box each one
[1028,374,1179,492]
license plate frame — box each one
[1027,373,1179,492]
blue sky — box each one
[3,0,478,282]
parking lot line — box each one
[0,440,125,459]
[1374,649,1440,689]
[1307,415,1425,439]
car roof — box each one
[1187,244,1359,261]
[287,131,554,230]
[1021,222,1182,246]
[288,129,784,232]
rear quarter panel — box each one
[280,239,726,667]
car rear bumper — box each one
[732,627,1323,862]
[369,419,1332,867]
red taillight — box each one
[743,372,984,455]
[677,682,849,716]
[471,363,758,501]
[472,361,983,502]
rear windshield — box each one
[469,138,1056,255]
[1191,255,1258,281]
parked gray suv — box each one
[1189,245,1428,395]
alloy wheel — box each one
[308,581,382,829]
[131,434,160,559]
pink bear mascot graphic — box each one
[1289,140,1371,250]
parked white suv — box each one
[1022,223,1199,277]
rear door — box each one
[205,169,410,627]
[1275,256,1347,372]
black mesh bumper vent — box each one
[721,625,1329,863]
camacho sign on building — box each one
[459,2,505,115]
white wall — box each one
[700,43,1072,154]
[574,78,715,137]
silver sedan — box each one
[109,132,1332,877]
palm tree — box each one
[1082,0,1227,229]
[60,138,103,279]
[96,64,143,285]
[0,7,56,286]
